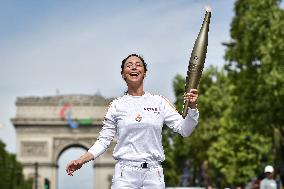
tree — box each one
[211,0,284,186]
[163,66,229,187]
[163,0,284,187]
[164,0,284,187]
[0,140,33,189]
[162,127,180,186]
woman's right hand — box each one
[66,159,83,176]
[66,152,94,176]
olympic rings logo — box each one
[59,104,93,129]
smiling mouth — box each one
[129,72,139,77]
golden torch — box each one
[182,6,211,118]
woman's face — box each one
[122,56,146,85]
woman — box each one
[66,54,199,188]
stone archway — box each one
[12,94,116,189]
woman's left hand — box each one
[184,89,198,109]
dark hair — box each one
[121,54,148,74]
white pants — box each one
[111,161,165,189]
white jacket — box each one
[88,92,199,162]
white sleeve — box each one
[88,101,117,159]
[161,96,199,137]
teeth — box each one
[130,73,139,76]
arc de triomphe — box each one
[12,94,116,189]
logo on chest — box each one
[143,107,161,114]
[135,114,142,122]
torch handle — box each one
[182,100,190,118]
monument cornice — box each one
[16,94,114,106]
[11,118,104,126]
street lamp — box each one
[44,178,50,189]
[34,162,38,189]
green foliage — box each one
[0,140,33,189]
[163,0,284,187]
[208,119,272,186]
[163,66,229,186]
[210,0,284,186]
[162,128,180,186]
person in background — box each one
[260,165,277,189]
[205,185,213,189]
[253,172,266,189]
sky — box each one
[0,0,236,188]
